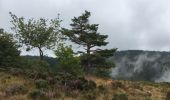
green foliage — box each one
[29,89,42,99]
[35,79,49,89]
[55,73,96,91]
[29,89,48,100]
[92,68,112,78]
[81,53,115,69]
[112,93,128,100]
[18,58,50,79]
[81,53,115,77]
[166,90,170,100]
[84,91,96,100]
[55,44,83,77]
[23,56,58,68]
[75,77,96,91]
[86,80,97,91]
[5,84,28,96]
[62,10,116,75]
[21,58,49,72]
[10,12,62,60]
[0,30,20,68]
[62,11,108,48]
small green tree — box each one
[0,29,20,67]
[55,44,83,77]
[10,12,62,60]
[62,11,116,72]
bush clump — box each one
[29,89,48,100]
[166,90,170,100]
[84,91,96,100]
[20,59,50,79]
[5,84,28,96]
[55,73,96,91]
[55,44,83,77]
[112,93,128,100]
[112,81,124,89]
[85,80,97,91]
[131,83,143,90]
[35,79,49,89]
[0,31,20,68]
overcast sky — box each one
[1,0,170,56]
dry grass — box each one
[0,72,169,100]
[85,75,170,100]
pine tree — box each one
[62,11,116,72]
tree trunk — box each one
[87,45,91,69]
[38,47,43,60]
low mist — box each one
[110,50,170,82]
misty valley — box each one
[111,50,170,82]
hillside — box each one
[23,50,170,82]
[110,50,170,82]
[0,71,169,100]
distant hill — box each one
[110,50,170,82]
[23,50,170,82]
[22,55,57,68]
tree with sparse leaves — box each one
[10,12,62,60]
[62,11,117,72]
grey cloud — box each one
[1,0,170,56]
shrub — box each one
[84,91,96,100]
[20,58,50,79]
[68,77,88,91]
[24,59,49,73]
[98,85,107,94]
[35,79,49,89]
[0,31,20,68]
[5,84,28,96]
[55,72,76,86]
[9,68,24,76]
[131,83,143,90]
[112,81,124,89]
[94,68,112,78]
[166,90,170,100]
[55,73,96,91]
[29,89,48,100]
[70,77,96,91]
[85,80,97,91]
[146,97,152,100]
[55,44,83,77]
[112,93,128,100]
[98,85,105,90]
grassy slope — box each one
[86,75,169,100]
[0,72,169,100]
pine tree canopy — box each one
[62,10,117,70]
[62,11,109,54]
